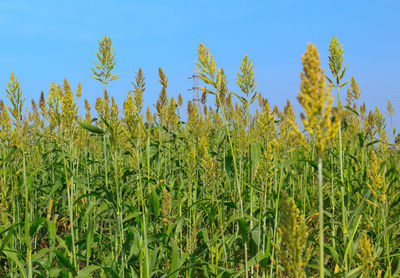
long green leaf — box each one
[78,121,105,135]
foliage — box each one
[0,37,400,278]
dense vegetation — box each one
[0,36,399,277]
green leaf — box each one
[78,265,101,277]
[29,217,47,237]
[47,220,56,248]
[0,227,13,254]
[224,153,233,176]
[101,267,119,278]
[224,202,237,209]
[357,133,365,148]
[366,140,380,147]
[54,250,77,276]
[3,146,17,162]
[250,143,262,178]
[343,215,362,264]
[78,121,105,135]
[169,239,181,278]
[4,250,26,278]
[344,106,359,116]
[346,267,361,278]
[304,160,333,179]
[208,203,217,222]
[238,218,249,242]
[86,221,94,262]
[150,190,160,218]
[32,248,51,266]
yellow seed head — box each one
[386,100,394,117]
[346,76,361,107]
[61,79,78,135]
[132,68,145,113]
[155,68,168,121]
[367,151,386,202]
[296,43,341,156]
[76,82,82,98]
[178,93,183,107]
[272,192,311,277]
[145,106,153,126]
[161,188,172,225]
[328,36,347,85]
[90,35,119,84]
[357,231,378,277]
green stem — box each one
[23,152,32,278]
[318,155,324,278]
[217,98,247,276]
[336,85,347,276]
[383,201,392,276]
[337,86,344,184]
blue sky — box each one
[0,1,399,139]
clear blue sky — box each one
[0,1,399,139]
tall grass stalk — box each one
[317,155,324,277]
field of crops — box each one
[0,36,399,277]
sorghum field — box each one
[1,36,399,277]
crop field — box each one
[0,36,399,277]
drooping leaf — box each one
[78,121,105,135]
